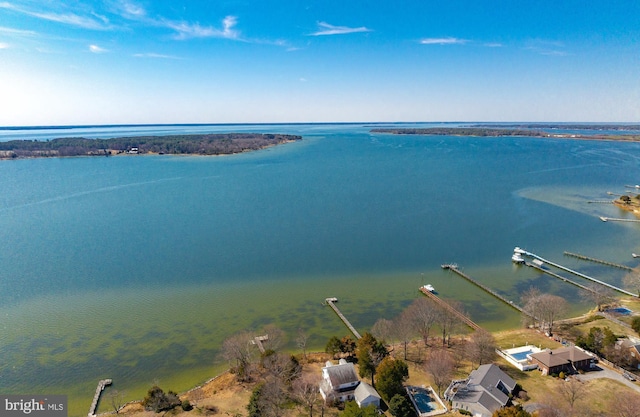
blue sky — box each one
[0,0,639,125]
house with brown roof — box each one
[529,346,594,375]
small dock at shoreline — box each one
[324,298,362,339]
[251,335,269,353]
[418,286,481,330]
[441,264,528,316]
[88,379,112,417]
[515,248,637,297]
[564,251,633,271]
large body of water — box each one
[1,123,639,416]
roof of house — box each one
[451,364,515,414]
[530,346,593,368]
[323,361,359,388]
[354,382,381,404]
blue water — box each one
[1,123,640,415]
[510,350,534,361]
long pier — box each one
[515,248,638,297]
[526,262,595,293]
[418,286,481,330]
[325,298,361,339]
[441,264,528,316]
[88,379,112,417]
[564,251,633,271]
[600,216,640,223]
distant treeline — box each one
[471,124,640,131]
[370,127,548,137]
[0,133,302,159]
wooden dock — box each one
[88,379,112,417]
[418,286,481,330]
[516,248,638,297]
[600,216,640,223]
[324,298,362,339]
[441,264,530,316]
[564,251,633,271]
[525,262,595,293]
[251,335,269,353]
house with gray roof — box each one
[354,382,381,408]
[319,359,360,402]
[445,364,516,417]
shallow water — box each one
[1,124,639,415]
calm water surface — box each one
[1,124,639,415]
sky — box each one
[0,0,639,125]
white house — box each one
[354,382,381,408]
[319,359,360,402]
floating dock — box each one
[324,298,361,339]
[88,379,112,417]
[564,251,633,271]
[514,247,637,298]
[251,335,269,353]
[418,286,481,330]
[441,264,529,316]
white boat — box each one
[422,284,435,293]
[512,253,525,263]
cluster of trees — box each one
[370,127,548,137]
[521,288,568,335]
[0,133,302,158]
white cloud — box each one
[165,15,240,40]
[483,42,503,48]
[89,44,108,53]
[419,37,467,45]
[119,0,145,18]
[133,52,180,59]
[310,22,372,36]
[0,26,36,36]
[0,42,9,49]
[0,2,111,30]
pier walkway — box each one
[418,286,481,330]
[515,248,637,298]
[441,264,529,316]
[600,216,640,223]
[88,379,112,417]
[564,251,633,271]
[251,335,269,353]
[324,298,361,339]
[526,262,595,293]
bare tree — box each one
[406,298,438,346]
[425,348,456,396]
[557,377,588,417]
[371,318,394,345]
[296,328,309,360]
[521,286,542,328]
[222,331,257,382]
[257,377,288,417]
[262,324,286,352]
[436,301,463,347]
[522,288,568,335]
[292,374,322,417]
[109,389,127,414]
[467,329,497,367]
[393,310,416,361]
[581,284,616,312]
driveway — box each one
[576,364,640,393]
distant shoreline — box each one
[370,127,640,142]
[0,133,302,160]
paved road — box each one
[576,365,640,393]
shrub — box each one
[558,371,565,379]
[181,400,193,411]
[142,386,181,413]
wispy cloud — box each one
[483,42,503,48]
[0,26,37,36]
[164,15,240,40]
[116,0,146,19]
[89,44,108,53]
[0,42,9,49]
[310,22,372,36]
[0,2,111,30]
[133,52,181,59]
[419,37,467,45]
[524,40,567,56]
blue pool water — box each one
[510,350,534,361]
[608,307,632,315]
[409,387,436,413]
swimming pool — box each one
[510,350,533,361]
[607,307,633,315]
[406,386,447,416]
